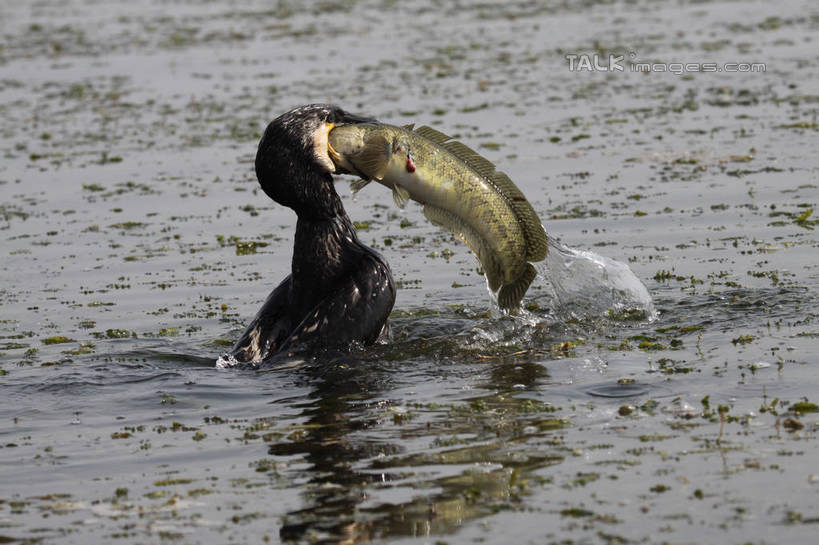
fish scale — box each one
[328,122,547,312]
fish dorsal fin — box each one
[413,125,451,145]
[488,171,548,261]
[354,134,392,181]
[350,178,371,196]
[423,204,504,292]
[392,185,410,209]
[402,123,415,131]
[441,141,496,178]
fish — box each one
[327,122,548,312]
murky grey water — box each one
[1,1,818,544]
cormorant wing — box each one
[227,275,293,364]
[279,255,395,353]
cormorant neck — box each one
[289,187,360,312]
[293,184,347,222]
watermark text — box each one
[565,53,765,75]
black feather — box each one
[223,105,395,365]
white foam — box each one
[214,353,241,369]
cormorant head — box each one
[255,104,375,219]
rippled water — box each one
[1,1,818,544]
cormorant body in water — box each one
[221,104,395,365]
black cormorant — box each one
[221,104,395,365]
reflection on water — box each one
[271,367,391,543]
[265,351,560,543]
[242,319,562,541]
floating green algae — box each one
[42,336,75,345]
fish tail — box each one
[497,263,537,313]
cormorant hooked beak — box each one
[325,123,341,170]
[311,120,337,174]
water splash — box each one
[215,236,656,368]
[215,353,241,369]
[536,235,657,321]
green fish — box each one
[328,122,547,312]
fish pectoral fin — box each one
[354,134,391,181]
[392,185,411,208]
[350,178,372,195]
[423,204,504,291]
[497,263,537,313]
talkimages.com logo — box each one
[566,52,766,75]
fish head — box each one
[328,123,395,181]
[307,106,376,174]
[327,123,371,174]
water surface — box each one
[1,1,818,544]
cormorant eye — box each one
[326,111,337,124]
